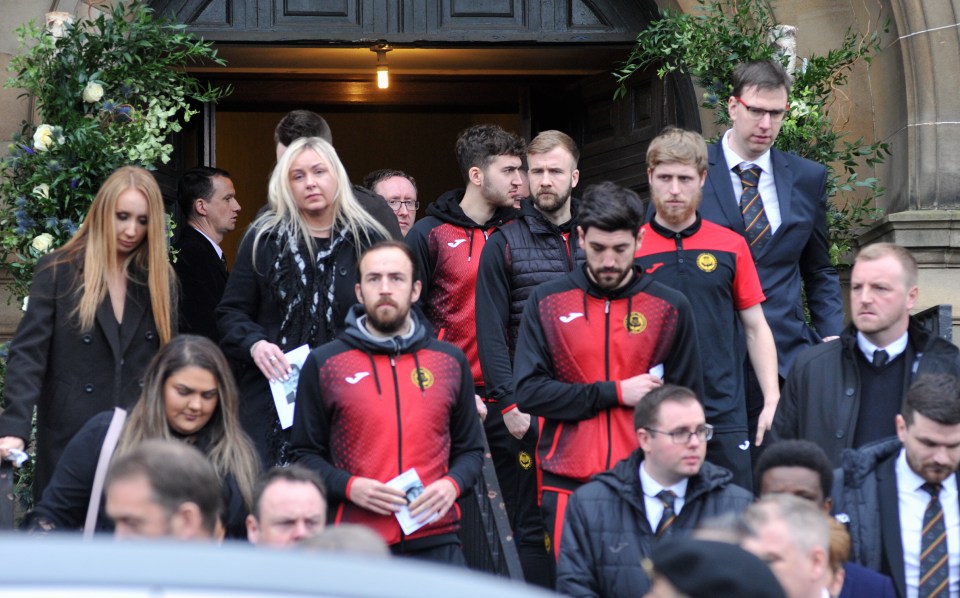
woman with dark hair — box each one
[0,166,176,501]
[218,137,389,466]
[27,335,261,539]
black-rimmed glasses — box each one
[644,424,714,444]
[386,200,419,212]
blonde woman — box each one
[218,137,389,467]
[0,166,175,501]
[28,335,260,538]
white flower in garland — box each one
[32,124,62,152]
[32,184,50,199]
[31,233,55,254]
[82,81,104,103]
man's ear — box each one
[245,513,260,544]
[194,198,208,217]
[171,502,205,539]
[468,166,483,188]
[411,279,422,304]
[355,282,363,304]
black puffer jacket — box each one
[475,198,582,407]
[557,449,754,597]
[830,437,904,596]
[773,318,960,465]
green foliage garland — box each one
[0,0,229,301]
[0,0,228,517]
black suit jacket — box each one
[699,142,843,375]
[173,225,228,342]
[876,456,907,597]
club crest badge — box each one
[697,252,718,272]
[411,367,435,390]
[625,311,647,334]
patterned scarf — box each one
[268,222,349,350]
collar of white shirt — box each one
[897,447,958,496]
[639,462,689,503]
[722,129,774,177]
[857,330,908,363]
[192,225,224,260]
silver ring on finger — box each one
[269,356,277,362]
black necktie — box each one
[656,490,677,538]
[736,164,772,252]
[873,349,889,367]
[220,254,228,270]
[920,482,948,597]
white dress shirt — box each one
[896,448,960,598]
[722,130,782,233]
[857,330,908,363]
[640,461,689,532]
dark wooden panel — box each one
[149,0,656,42]
[283,0,351,17]
[449,0,517,18]
[436,0,528,33]
[571,70,667,195]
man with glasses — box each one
[556,385,753,597]
[698,60,843,461]
[364,169,419,237]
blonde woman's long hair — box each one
[115,335,260,509]
[55,166,174,344]
[252,137,389,263]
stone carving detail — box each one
[768,24,798,74]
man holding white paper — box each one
[513,181,703,561]
[290,241,484,565]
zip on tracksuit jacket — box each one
[290,305,485,548]
[406,189,516,386]
[514,264,704,485]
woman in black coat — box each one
[27,335,260,539]
[0,166,176,501]
[217,137,389,466]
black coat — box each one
[773,318,960,465]
[173,225,228,343]
[217,226,382,466]
[557,449,754,597]
[0,252,163,501]
[27,410,249,539]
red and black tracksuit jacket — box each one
[290,305,484,548]
[406,189,516,387]
[513,264,704,487]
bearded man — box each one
[513,180,702,559]
[635,126,778,490]
[290,241,484,566]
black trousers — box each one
[483,404,553,588]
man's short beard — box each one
[366,306,409,335]
[533,189,570,214]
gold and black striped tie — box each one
[920,482,948,597]
[656,490,677,539]
[736,164,772,253]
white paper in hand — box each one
[269,344,310,429]
[388,468,438,535]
